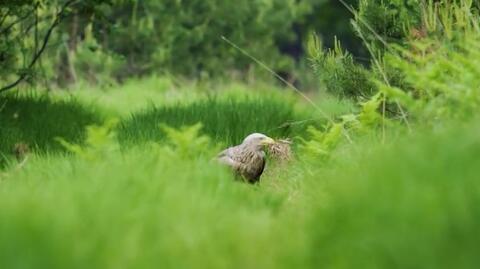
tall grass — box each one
[1,1,479,268]
[0,94,101,166]
[119,95,316,146]
[0,143,307,269]
[2,114,480,269]
[307,120,480,268]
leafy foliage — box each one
[355,0,422,48]
[1,0,368,89]
[0,0,113,91]
[301,0,367,57]
[309,34,376,98]
[304,0,480,159]
[298,124,343,160]
[56,119,119,160]
[378,0,480,123]
[2,2,480,269]
[160,123,213,159]
[97,0,308,77]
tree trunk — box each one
[57,11,78,88]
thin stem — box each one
[221,36,354,144]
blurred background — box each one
[1,0,366,91]
[2,1,480,269]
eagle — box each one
[217,133,275,183]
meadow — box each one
[1,0,480,268]
[1,78,480,269]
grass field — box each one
[1,79,479,269]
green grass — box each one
[0,143,306,269]
[2,0,479,267]
[118,95,313,146]
[304,121,480,268]
[64,76,197,117]
[1,112,479,269]
[0,93,101,166]
[109,79,349,147]
[1,81,333,164]
[1,78,479,269]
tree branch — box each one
[0,7,34,36]
[0,8,12,28]
[0,0,77,94]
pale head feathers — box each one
[242,133,275,150]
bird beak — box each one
[261,137,275,145]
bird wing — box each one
[217,145,266,182]
[217,146,244,169]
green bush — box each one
[300,0,368,57]
[94,0,312,78]
[377,0,480,122]
[355,0,422,47]
[309,35,376,98]
[72,25,125,86]
[1,0,367,87]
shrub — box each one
[71,25,125,86]
[309,35,376,98]
[355,0,422,48]
[377,0,480,122]
[94,0,311,78]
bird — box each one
[217,133,275,183]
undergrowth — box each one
[307,119,480,269]
[1,1,479,269]
[0,94,101,166]
[118,95,316,146]
[1,107,480,269]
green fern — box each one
[159,123,213,159]
[299,123,344,160]
[56,119,119,160]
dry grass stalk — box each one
[267,139,292,162]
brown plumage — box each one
[217,133,275,183]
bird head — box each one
[243,133,275,150]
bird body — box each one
[217,133,275,183]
